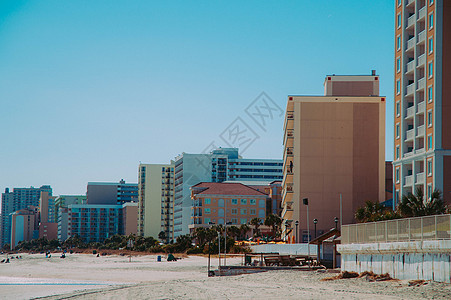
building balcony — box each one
[406,83,415,96]
[406,60,415,74]
[406,105,415,118]
[418,6,426,20]
[407,14,416,29]
[417,30,426,44]
[417,54,426,67]
[415,147,425,154]
[407,37,416,51]
[417,101,425,114]
[417,77,426,90]
[406,0,415,7]
[417,124,425,137]
[405,129,415,141]
[416,172,425,184]
[404,175,414,186]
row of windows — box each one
[396,10,433,30]
[203,208,257,215]
[398,0,434,7]
[202,198,260,206]
[202,218,249,225]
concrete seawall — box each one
[338,240,451,283]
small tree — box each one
[158,231,167,243]
[249,217,262,237]
[398,187,447,217]
[264,214,282,238]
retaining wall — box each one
[338,240,451,282]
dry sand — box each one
[0,252,450,299]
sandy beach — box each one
[0,253,450,299]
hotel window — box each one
[250,199,256,205]
[204,208,211,214]
[231,208,237,215]
[428,86,433,102]
[396,58,401,73]
[396,123,400,139]
[241,209,247,215]
[250,209,256,215]
[204,198,211,205]
[427,184,433,200]
[398,0,401,6]
[231,199,238,205]
[396,101,400,116]
[429,13,433,29]
[397,36,401,50]
[427,159,433,176]
[204,217,211,224]
[396,168,400,183]
[429,0,433,5]
[231,218,238,224]
[396,146,400,159]
[397,14,401,28]
[428,110,433,127]
[240,218,247,224]
[396,80,400,95]
[240,199,247,205]
[429,37,433,54]
[428,134,433,150]
[428,61,433,78]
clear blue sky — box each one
[0,0,395,195]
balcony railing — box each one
[417,101,425,114]
[417,124,425,137]
[406,60,415,74]
[406,83,415,96]
[417,53,426,67]
[405,129,415,141]
[342,214,451,244]
[416,172,425,184]
[404,175,413,186]
[418,6,426,20]
[406,105,415,118]
[417,30,426,44]
[417,77,426,90]
[407,14,416,28]
[407,37,416,50]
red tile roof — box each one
[191,182,268,196]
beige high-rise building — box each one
[138,163,174,242]
[282,74,385,242]
[393,0,451,205]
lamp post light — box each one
[208,222,215,277]
[334,217,339,229]
[302,198,310,260]
[294,220,299,244]
[313,219,318,239]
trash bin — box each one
[157,255,161,262]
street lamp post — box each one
[294,220,299,243]
[313,219,318,239]
[208,222,215,277]
[302,198,310,260]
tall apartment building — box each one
[137,163,174,242]
[174,148,283,237]
[282,74,385,242]
[56,195,87,241]
[10,206,39,250]
[67,202,137,243]
[1,185,52,248]
[393,0,451,205]
[86,179,138,205]
[39,191,58,240]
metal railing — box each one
[342,214,451,244]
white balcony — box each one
[407,14,416,28]
[405,129,415,141]
[406,60,415,74]
[406,106,415,118]
[417,101,425,114]
[417,30,426,44]
[407,0,415,6]
[416,172,425,184]
[406,83,416,96]
[417,54,426,67]
[415,148,425,154]
[417,77,426,90]
[418,6,426,20]
[405,175,414,186]
[407,37,416,50]
[417,124,425,137]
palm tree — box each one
[264,214,282,238]
[355,200,386,223]
[398,187,446,217]
[249,217,262,237]
[239,224,250,240]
